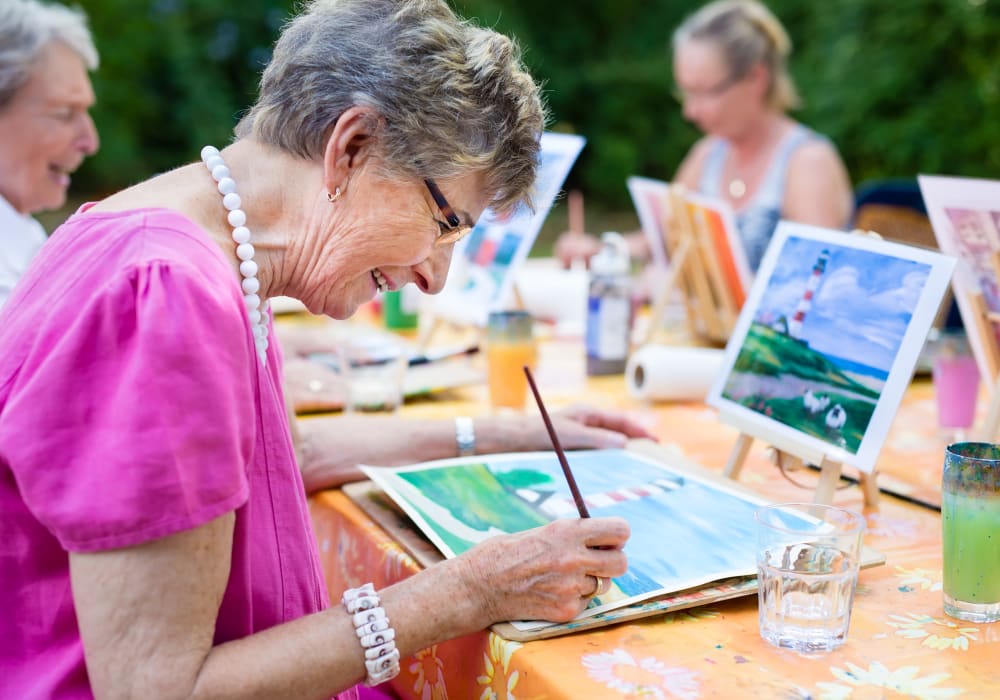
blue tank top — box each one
[699,125,825,270]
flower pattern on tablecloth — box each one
[377,540,418,580]
[476,633,521,700]
[887,613,979,651]
[815,661,962,699]
[409,647,448,700]
[894,566,943,592]
[581,648,700,700]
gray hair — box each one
[236,0,547,213]
[673,0,800,112]
[0,0,98,110]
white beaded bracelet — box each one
[342,583,400,687]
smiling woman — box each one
[0,0,99,308]
[0,1,639,699]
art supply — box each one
[523,365,590,518]
[333,343,408,414]
[941,442,1000,623]
[382,288,420,330]
[755,502,865,653]
[625,345,724,402]
[486,310,537,410]
[586,232,633,376]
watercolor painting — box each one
[685,191,752,308]
[362,449,813,631]
[427,132,585,327]
[919,174,1000,383]
[708,222,955,473]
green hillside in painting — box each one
[400,463,550,554]
[732,323,879,399]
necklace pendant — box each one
[728,178,747,199]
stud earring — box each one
[327,186,342,203]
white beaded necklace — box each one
[200,145,270,365]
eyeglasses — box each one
[424,178,473,246]
[672,73,741,103]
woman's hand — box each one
[453,516,630,624]
[553,230,601,269]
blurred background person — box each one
[556,0,852,273]
[0,0,99,309]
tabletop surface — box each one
[295,307,998,700]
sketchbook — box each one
[353,440,884,641]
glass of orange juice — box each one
[486,310,537,411]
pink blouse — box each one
[0,207,360,699]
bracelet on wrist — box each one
[342,583,400,686]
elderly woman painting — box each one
[0,0,629,698]
[0,0,99,308]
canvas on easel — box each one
[706,221,955,505]
[417,132,585,347]
[918,174,1000,438]
[639,184,749,346]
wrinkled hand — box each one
[550,404,658,448]
[456,516,630,624]
[553,230,601,269]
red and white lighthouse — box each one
[788,249,830,339]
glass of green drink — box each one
[942,442,1000,623]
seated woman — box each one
[556,0,853,272]
[0,1,629,697]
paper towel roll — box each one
[626,345,725,402]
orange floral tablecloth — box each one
[308,335,1000,700]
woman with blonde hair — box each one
[557,0,852,272]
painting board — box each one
[425,132,585,328]
[685,190,752,309]
[625,175,672,270]
[706,221,955,474]
[361,447,811,633]
[918,174,1000,383]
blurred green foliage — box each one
[74,0,999,208]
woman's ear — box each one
[322,106,379,195]
[747,62,771,102]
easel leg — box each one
[858,471,880,510]
[813,458,842,506]
[723,433,754,480]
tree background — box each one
[66,0,999,238]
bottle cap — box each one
[590,231,630,276]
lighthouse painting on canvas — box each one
[708,222,955,473]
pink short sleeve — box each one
[3,258,254,552]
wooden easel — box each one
[970,251,1000,438]
[721,420,880,509]
[642,186,740,346]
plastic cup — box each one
[486,310,537,411]
[930,331,980,430]
[755,503,866,653]
[942,442,1000,623]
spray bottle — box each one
[586,231,632,375]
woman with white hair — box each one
[0,0,99,308]
[0,1,629,698]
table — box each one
[306,324,1000,699]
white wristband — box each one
[342,583,400,687]
[455,416,475,457]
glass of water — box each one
[755,502,866,653]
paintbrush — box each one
[523,365,591,518]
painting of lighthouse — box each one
[708,221,955,473]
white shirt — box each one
[0,194,48,310]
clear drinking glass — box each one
[942,442,1000,623]
[755,502,866,653]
